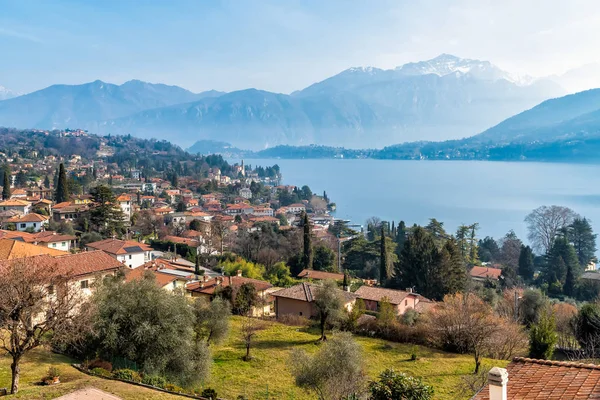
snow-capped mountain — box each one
[395,54,535,86]
[0,85,19,100]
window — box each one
[61,242,66,246]
[80,280,89,289]
[20,223,26,228]
[52,243,57,248]
[129,254,132,259]
[47,285,54,295]
[405,299,408,306]
[299,312,303,316]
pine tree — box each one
[2,166,11,200]
[54,163,69,203]
[468,223,480,266]
[544,236,580,288]
[568,218,597,268]
[89,185,125,237]
[195,255,201,276]
[438,238,467,297]
[518,245,535,282]
[395,221,407,253]
[380,225,389,286]
[393,227,438,299]
[564,261,576,297]
[302,212,313,270]
[425,218,447,248]
[43,175,50,189]
[171,170,178,188]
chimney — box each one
[203,275,209,282]
[200,282,204,288]
[488,367,508,400]
[406,287,413,293]
[229,276,233,285]
[236,269,242,277]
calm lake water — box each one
[246,159,600,245]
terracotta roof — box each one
[470,266,502,280]
[473,357,600,399]
[31,231,76,243]
[52,201,74,209]
[297,269,345,281]
[125,263,179,287]
[187,275,272,295]
[0,229,36,242]
[0,238,67,259]
[0,199,30,207]
[86,238,152,255]
[7,213,49,223]
[116,194,131,202]
[354,286,417,305]
[271,282,357,303]
[51,251,124,277]
[163,235,200,247]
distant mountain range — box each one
[187,88,600,163]
[0,54,588,149]
[0,85,19,101]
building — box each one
[0,199,31,215]
[125,260,194,292]
[52,202,89,222]
[354,286,431,316]
[116,194,132,222]
[473,357,600,400]
[0,238,67,259]
[186,272,273,316]
[32,231,77,252]
[239,188,252,199]
[271,282,356,319]
[286,203,306,214]
[6,213,49,232]
[252,207,274,217]
[224,203,254,216]
[85,238,152,269]
[469,266,502,282]
[297,269,345,281]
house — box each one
[470,266,502,282]
[252,207,274,217]
[186,272,273,316]
[224,203,254,216]
[239,188,252,199]
[473,357,600,400]
[71,194,93,205]
[297,269,345,281]
[116,194,132,222]
[85,238,152,269]
[52,202,89,222]
[271,282,357,319]
[354,286,431,316]
[6,213,50,232]
[0,199,31,215]
[125,260,193,292]
[31,231,77,252]
[0,238,67,259]
[10,188,27,199]
[286,203,306,214]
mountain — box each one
[550,64,600,94]
[0,55,565,148]
[473,89,600,143]
[0,80,221,129]
[0,85,19,100]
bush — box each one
[164,383,185,393]
[91,367,113,378]
[88,359,113,372]
[402,308,420,326]
[142,374,167,388]
[369,368,434,400]
[529,310,558,360]
[47,366,60,378]
[112,369,142,382]
[277,314,310,327]
[201,388,218,399]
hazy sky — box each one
[1,0,599,94]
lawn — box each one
[0,317,508,399]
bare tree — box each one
[211,219,227,255]
[525,205,579,254]
[0,257,91,394]
[240,316,265,361]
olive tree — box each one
[313,280,345,341]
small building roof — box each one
[355,285,419,305]
[187,275,272,295]
[86,238,152,255]
[297,269,345,281]
[271,282,356,303]
[0,199,31,207]
[7,213,49,223]
[469,266,502,280]
[473,357,600,400]
[0,238,67,259]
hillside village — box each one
[2,129,600,400]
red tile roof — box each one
[473,357,600,399]
[271,282,356,303]
[297,269,345,281]
[86,238,152,255]
[470,266,502,280]
[354,286,419,305]
[187,275,272,295]
[7,213,49,223]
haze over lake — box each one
[247,159,600,245]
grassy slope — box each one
[209,317,508,399]
[0,317,508,399]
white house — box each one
[287,203,306,214]
[239,188,253,199]
[0,199,31,215]
[32,231,77,252]
[6,213,49,232]
[116,194,132,222]
[85,238,152,269]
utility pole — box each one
[338,234,342,273]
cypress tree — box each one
[54,163,69,203]
[43,175,50,189]
[564,262,576,297]
[568,218,597,268]
[438,238,467,297]
[380,225,389,286]
[518,245,535,282]
[302,212,313,270]
[195,255,201,276]
[2,166,11,200]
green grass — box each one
[208,317,508,399]
[0,318,508,399]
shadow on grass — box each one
[254,338,316,350]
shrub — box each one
[91,367,112,378]
[369,368,434,400]
[201,388,218,399]
[112,369,142,382]
[47,366,60,378]
[164,383,185,393]
[410,346,418,361]
[529,309,558,360]
[277,314,310,327]
[402,308,420,326]
[142,374,167,388]
[88,359,113,372]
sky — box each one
[1,0,600,94]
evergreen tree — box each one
[518,245,535,282]
[564,261,576,297]
[53,167,59,189]
[2,166,10,200]
[380,225,389,285]
[529,309,558,360]
[567,217,597,268]
[395,221,407,253]
[478,236,500,263]
[393,227,439,299]
[43,175,50,189]
[302,212,313,270]
[544,236,580,289]
[468,223,480,266]
[54,163,69,203]
[15,170,27,187]
[90,185,125,237]
[437,238,467,296]
[170,170,178,187]
[425,218,447,247]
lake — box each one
[245,159,600,246]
